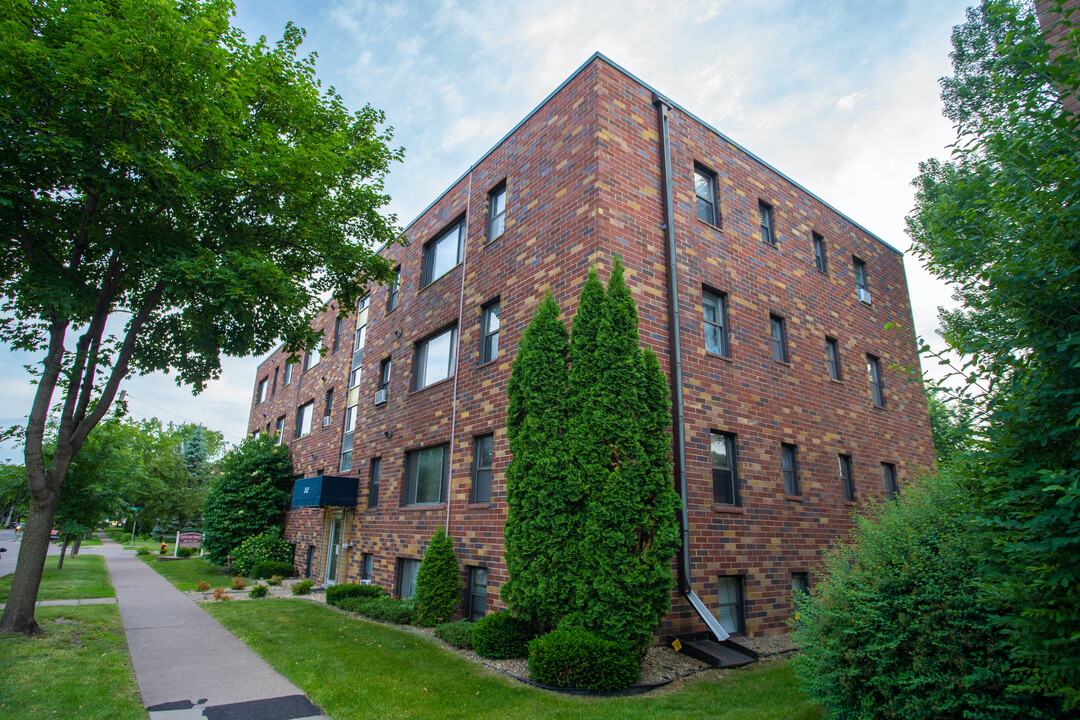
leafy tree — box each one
[925,390,975,470]
[141,423,223,540]
[906,0,1079,709]
[0,0,401,635]
[202,434,293,566]
[0,465,27,527]
[413,528,461,627]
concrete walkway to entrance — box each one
[95,533,328,720]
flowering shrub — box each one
[229,531,293,576]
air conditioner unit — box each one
[359,578,372,585]
[857,288,872,305]
[322,416,331,427]
[374,389,388,405]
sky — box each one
[0,0,974,463]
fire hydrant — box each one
[160,541,167,555]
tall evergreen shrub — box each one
[414,527,461,626]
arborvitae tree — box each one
[414,527,462,626]
[502,294,572,628]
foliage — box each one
[251,561,297,580]
[196,581,211,592]
[434,620,475,650]
[0,464,28,523]
[528,627,640,692]
[337,596,415,625]
[925,390,975,470]
[135,548,151,556]
[140,422,223,541]
[230,577,247,591]
[291,579,314,596]
[248,583,269,599]
[202,435,293,565]
[413,528,461,627]
[325,583,386,607]
[907,0,1080,709]
[176,547,197,558]
[472,611,536,660]
[267,575,283,587]
[229,530,294,577]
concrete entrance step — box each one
[674,634,758,668]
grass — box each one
[0,553,114,602]
[78,535,103,546]
[0,604,146,719]
[106,529,162,553]
[137,554,230,592]
[207,600,822,720]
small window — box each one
[295,401,314,438]
[303,341,322,371]
[421,221,464,287]
[255,378,267,404]
[812,233,827,273]
[404,445,448,505]
[396,558,421,599]
[759,201,776,245]
[323,389,334,422]
[839,454,855,501]
[467,567,488,622]
[387,268,400,313]
[868,354,885,407]
[369,457,382,508]
[272,368,279,396]
[882,462,899,500]
[333,317,344,352]
[361,553,374,582]
[703,290,729,357]
[694,165,719,226]
[472,434,494,503]
[826,337,841,381]
[413,326,457,390]
[344,405,357,433]
[854,258,871,304]
[339,450,352,473]
[274,415,286,444]
[377,357,392,392]
[283,362,293,386]
[711,431,739,506]
[487,182,507,241]
[782,443,799,495]
[792,572,810,597]
[770,314,789,363]
[481,300,500,363]
[717,576,745,635]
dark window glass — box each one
[759,201,775,245]
[839,454,855,501]
[854,258,871,303]
[387,268,400,312]
[333,317,344,352]
[472,434,494,503]
[826,337,841,380]
[694,166,718,226]
[481,300,500,363]
[782,443,799,495]
[272,367,279,396]
[813,232,827,273]
[397,558,421,598]
[256,378,267,403]
[361,553,374,581]
[413,326,457,390]
[295,401,313,438]
[369,457,382,508]
[711,431,739,505]
[283,363,293,386]
[792,572,810,597]
[467,567,488,622]
[868,354,885,406]
[488,183,507,240]
[717,576,745,635]
[770,314,788,363]
[404,445,448,505]
[703,290,729,356]
[377,358,392,392]
[882,462,899,500]
[324,389,334,421]
[421,221,464,287]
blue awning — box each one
[291,475,359,509]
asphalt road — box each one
[0,527,62,580]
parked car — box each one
[49,528,59,541]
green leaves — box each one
[413,528,461,627]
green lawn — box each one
[207,600,821,720]
[79,535,103,546]
[138,554,231,591]
[0,603,146,719]
[0,553,114,602]
[106,529,161,553]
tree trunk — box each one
[0,494,59,635]
[57,539,68,569]
[72,537,82,556]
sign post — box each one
[129,507,140,547]
[177,532,203,557]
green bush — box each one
[291,579,314,596]
[528,627,640,691]
[176,547,197,558]
[251,560,296,579]
[229,531,294,577]
[267,575,283,586]
[325,583,386,607]
[472,611,535,659]
[338,596,414,625]
[413,528,461,626]
[248,583,269,599]
[434,620,475,650]
[135,548,151,556]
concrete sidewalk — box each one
[96,533,328,720]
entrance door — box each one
[324,512,343,586]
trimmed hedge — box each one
[434,620,475,650]
[413,528,461,626]
[326,583,386,607]
[338,596,414,625]
[472,611,535,659]
[251,560,296,579]
[291,579,314,596]
[528,627,640,691]
[229,531,293,577]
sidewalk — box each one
[95,533,328,720]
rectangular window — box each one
[295,401,314,438]
[716,576,745,635]
[481,300,500,363]
[274,416,286,444]
[826,337,841,380]
[854,257,871,304]
[472,434,494,503]
[344,405,357,433]
[303,342,321,371]
[377,357,392,392]
[369,457,382,508]
[323,389,334,422]
[792,572,810,597]
[694,165,719,226]
[813,232,827,273]
[333,317,344,352]
[396,558,421,599]
[361,553,374,582]
[882,462,899,500]
[421,221,464,287]
[703,290,729,357]
[272,368,279,396]
[782,443,800,496]
[711,431,739,506]
[413,326,457,390]
[404,445,448,505]
[868,354,885,407]
[839,454,855,501]
[387,268,400,312]
[770,314,789,363]
[487,182,507,241]
[339,450,351,473]
[283,362,293,386]
[467,567,488,622]
[256,378,267,404]
[759,200,776,245]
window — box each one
[792,572,810,597]
[703,290,729,357]
[472,434,494,503]
[413,326,457,390]
[826,337,841,381]
[339,450,351,473]
[377,357,392,392]
[360,553,374,582]
[396,558,421,599]
[421,221,464,287]
[274,416,286,444]
[711,431,739,505]
[813,232,827,273]
[716,576,745,635]
[387,268,400,312]
[481,300,500,363]
[369,458,382,508]
[759,201,775,245]
[694,165,719,226]
[295,401,314,438]
[303,342,321,371]
[487,182,507,240]
[770,314,789,363]
[467,567,488,622]
[867,354,885,406]
[255,378,267,404]
[839,454,855,501]
[854,257,871,303]
[404,445,448,505]
[272,368,279,396]
[882,462,899,500]
[283,362,293,386]
[333,317,344,352]
[782,443,799,496]
[323,389,334,422]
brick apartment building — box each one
[246,54,935,642]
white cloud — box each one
[835,90,867,113]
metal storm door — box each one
[324,511,343,586]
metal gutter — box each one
[653,93,729,643]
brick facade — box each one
[247,55,935,639]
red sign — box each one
[178,532,203,548]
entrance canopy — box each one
[291,475,359,509]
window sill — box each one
[705,351,733,363]
[761,239,779,248]
[773,360,792,367]
[477,357,500,370]
[713,504,745,514]
[697,218,723,233]
[409,375,455,396]
[843,500,857,506]
[871,403,887,411]
[485,233,504,246]
[828,377,843,384]
[418,263,462,293]
[466,502,497,510]
[815,268,828,276]
[399,503,446,513]
[784,494,804,502]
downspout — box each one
[652,93,730,643]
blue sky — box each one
[0,0,972,462]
